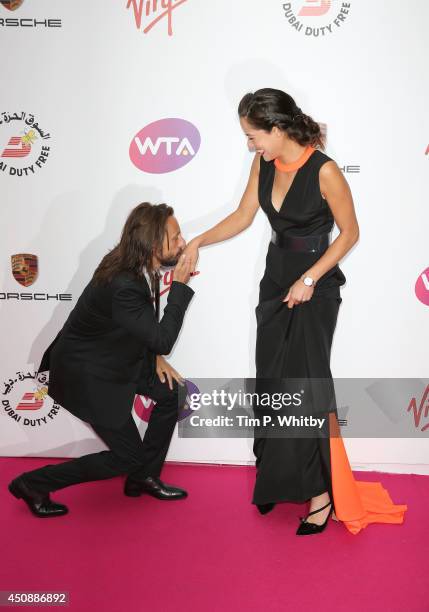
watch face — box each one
[304,277,313,286]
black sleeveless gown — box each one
[252,148,346,507]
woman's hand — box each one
[156,355,185,390]
[283,278,315,309]
[183,238,200,274]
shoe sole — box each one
[124,489,188,500]
[124,489,143,498]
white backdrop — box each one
[1,0,428,473]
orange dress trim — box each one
[328,414,408,535]
[274,145,316,172]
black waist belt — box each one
[271,230,330,252]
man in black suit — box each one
[8,202,196,517]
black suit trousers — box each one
[20,376,180,495]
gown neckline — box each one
[270,147,316,214]
[274,144,315,172]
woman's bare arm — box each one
[304,161,360,283]
[189,153,261,249]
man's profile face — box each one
[157,215,186,268]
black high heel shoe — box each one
[296,500,333,536]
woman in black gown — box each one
[185,88,360,535]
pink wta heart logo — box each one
[415,267,429,306]
[129,118,200,174]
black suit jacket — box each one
[38,271,194,429]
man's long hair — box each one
[92,202,174,287]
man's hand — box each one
[173,253,194,285]
[156,355,185,390]
[183,238,200,275]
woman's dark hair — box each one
[238,88,325,149]
[93,202,174,287]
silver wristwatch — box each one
[301,275,316,287]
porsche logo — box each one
[11,253,38,287]
[1,0,24,10]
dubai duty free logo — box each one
[126,0,188,37]
[2,369,61,428]
[0,112,51,177]
[282,0,351,37]
[129,118,200,174]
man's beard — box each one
[158,249,183,268]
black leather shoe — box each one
[124,476,188,500]
[8,476,68,518]
[256,503,276,515]
[296,500,333,536]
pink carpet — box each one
[1,458,426,612]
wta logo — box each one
[129,118,200,174]
[415,267,429,306]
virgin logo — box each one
[134,379,199,422]
[133,395,157,422]
[126,0,188,36]
[415,267,429,306]
[158,269,173,297]
[129,118,201,174]
[407,384,429,433]
[298,0,331,17]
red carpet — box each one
[1,458,426,612]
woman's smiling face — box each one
[239,116,281,162]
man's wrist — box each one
[169,279,195,299]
